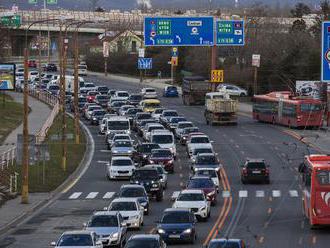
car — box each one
[107,156,136,180]
[78,64,88,76]
[43,63,57,72]
[71,96,87,112]
[192,152,221,172]
[51,230,102,247]
[144,164,168,189]
[108,89,117,97]
[47,84,60,96]
[90,109,106,125]
[96,85,109,95]
[87,91,100,103]
[127,94,143,106]
[136,119,158,137]
[160,110,178,126]
[118,184,150,215]
[108,100,127,114]
[85,105,102,120]
[149,148,174,173]
[132,143,161,166]
[179,127,200,145]
[118,105,135,116]
[194,167,220,190]
[140,99,161,113]
[141,87,157,99]
[130,167,164,201]
[151,108,166,121]
[106,198,144,229]
[105,116,131,137]
[115,91,130,101]
[124,107,143,125]
[94,94,109,108]
[163,86,179,97]
[124,234,167,248]
[133,112,153,131]
[156,208,197,244]
[172,189,210,221]
[167,116,187,131]
[217,84,247,97]
[207,238,246,248]
[150,130,176,158]
[81,82,96,93]
[99,114,117,134]
[187,176,217,206]
[28,60,37,68]
[190,145,215,163]
[107,134,133,149]
[143,123,165,141]
[240,158,270,184]
[84,211,127,247]
[111,140,135,157]
[187,135,213,157]
[174,121,194,139]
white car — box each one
[194,167,220,189]
[106,198,144,229]
[174,121,194,139]
[99,114,118,134]
[151,108,165,120]
[172,189,210,221]
[107,133,132,149]
[107,156,135,179]
[187,135,213,157]
[141,87,157,99]
[114,91,130,101]
[190,144,214,162]
[78,65,88,76]
[28,71,39,81]
[51,230,102,247]
[217,84,247,97]
[150,130,176,158]
[118,105,135,116]
[81,82,96,93]
[143,123,165,141]
[85,105,101,120]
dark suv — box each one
[240,158,270,184]
[130,167,163,201]
[132,143,161,165]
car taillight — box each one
[242,168,247,175]
[262,169,269,175]
[297,115,302,121]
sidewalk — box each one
[0,92,51,154]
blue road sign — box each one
[144,17,214,46]
[216,20,245,46]
[0,64,15,90]
[322,21,330,82]
[138,58,152,69]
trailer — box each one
[182,76,209,105]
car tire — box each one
[240,93,246,97]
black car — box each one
[241,158,270,184]
[90,109,106,125]
[130,167,163,201]
[125,107,143,125]
[44,63,57,72]
[118,184,150,215]
[124,234,166,248]
[97,85,109,95]
[95,95,110,108]
[132,143,161,165]
[127,94,143,106]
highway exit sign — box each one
[47,0,57,4]
[216,20,245,46]
[1,15,21,27]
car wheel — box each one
[240,93,246,97]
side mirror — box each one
[210,140,214,143]
[50,242,56,246]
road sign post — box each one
[252,54,260,95]
[144,17,214,46]
[216,20,245,46]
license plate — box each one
[252,170,261,174]
[169,235,180,238]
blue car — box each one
[163,86,179,97]
[156,208,197,244]
[207,238,246,248]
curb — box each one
[0,114,94,238]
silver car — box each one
[111,140,135,156]
[51,230,102,247]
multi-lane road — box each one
[0,74,327,248]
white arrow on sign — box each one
[150,37,155,45]
[199,37,203,44]
[239,38,243,43]
[175,35,181,43]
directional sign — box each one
[322,22,330,82]
[47,0,57,4]
[144,17,214,46]
[138,58,152,69]
[1,15,21,27]
[216,20,245,46]
[211,70,224,83]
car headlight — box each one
[158,229,165,234]
[166,159,174,164]
[142,154,148,158]
[131,214,140,219]
[207,191,216,197]
[149,160,154,164]
[92,117,97,120]
[183,228,192,234]
[113,150,119,153]
[152,183,158,188]
[111,232,119,239]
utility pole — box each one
[38,28,42,91]
[73,29,80,144]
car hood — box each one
[85,226,119,236]
[112,147,134,152]
[158,223,193,231]
[174,201,206,209]
[111,165,134,171]
[117,211,139,217]
[150,157,172,161]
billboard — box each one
[296,81,324,100]
[0,63,16,90]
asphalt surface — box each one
[0,74,328,248]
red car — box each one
[86,91,99,103]
[187,176,217,206]
[28,60,37,68]
[149,148,174,173]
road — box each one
[0,74,327,248]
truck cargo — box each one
[182,76,209,105]
[204,92,238,125]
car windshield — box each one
[196,155,217,164]
[177,193,204,201]
[167,86,177,91]
[112,159,132,166]
[89,215,118,227]
[109,202,137,211]
[96,95,109,100]
[112,102,126,107]
[132,170,158,180]
[152,135,173,144]
[137,144,160,153]
[98,87,108,91]
[127,108,142,115]
[137,114,152,120]
[149,126,164,132]
[161,212,191,223]
[125,240,159,248]
[114,141,132,147]
[144,102,160,108]
[57,234,93,246]
[146,89,155,93]
[170,117,186,123]
[188,179,214,188]
[151,150,172,157]
[208,241,240,248]
[183,127,199,134]
[49,85,59,90]
[247,162,266,169]
[117,92,129,97]
[85,84,95,88]
[191,137,209,143]
[163,111,178,117]
[114,135,129,141]
[178,123,193,129]
[120,188,145,197]
[154,109,164,114]
[93,110,106,116]
[89,106,101,111]
[107,121,129,130]
[88,92,98,96]
[129,95,142,100]
[196,170,217,177]
[300,103,322,112]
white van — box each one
[52,76,84,93]
[150,130,176,158]
[106,116,131,136]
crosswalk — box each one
[65,190,300,201]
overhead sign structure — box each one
[211,69,224,83]
[322,21,330,82]
[216,20,245,46]
[138,58,152,69]
[144,17,214,46]
[0,64,15,90]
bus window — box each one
[282,103,296,117]
[316,170,330,185]
[300,104,322,112]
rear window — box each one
[246,162,266,169]
[146,89,155,93]
[191,137,209,143]
[208,241,240,248]
[137,144,160,153]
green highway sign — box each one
[47,0,57,4]
[28,0,38,3]
[1,15,21,27]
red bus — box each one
[253,91,323,128]
[299,155,330,227]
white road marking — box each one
[86,192,99,199]
[100,150,111,153]
[256,190,265,198]
[239,190,248,198]
[289,190,299,197]
[97,160,109,164]
[222,191,231,198]
[68,192,82,199]
[103,192,115,199]
[272,190,281,198]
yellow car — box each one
[140,99,161,113]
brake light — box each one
[242,168,247,175]
[262,169,269,175]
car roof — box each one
[210,238,242,243]
[112,197,138,202]
[246,158,265,163]
[129,234,160,240]
[196,152,216,156]
[192,144,213,149]
[120,184,145,189]
[111,156,132,160]
[93,211,120,216]
[190,175,212,180]
[180,189,204,194]
[164,208,190,213]
[135,167,158,171]
[151,130,173,135]
[142,99,160,103]
[62,230,93,235]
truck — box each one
[204,92,238,125]
[182,76,209,105]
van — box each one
[140,99,161,113]
[106,116,131,137]
[150,130,176,158]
